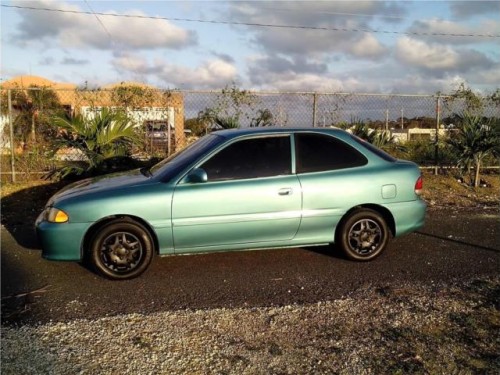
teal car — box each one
[36,128,426,279]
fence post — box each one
[434,95,441,175]
[167,117,172,156]
[312,93,317,127]
[8,90,16,183]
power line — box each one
[2,3,499,38]
[258,7,407,20]
[82,0,138,77]
[83,0,113,42]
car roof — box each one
[214,126,348,139]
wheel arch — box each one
[336,204,396,241]
[81,215,160,259]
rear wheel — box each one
[89,220,153,280]
[337,209,389,261]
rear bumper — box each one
[383,199,427,237]
[36,217,90,261]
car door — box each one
[293,132,370,242]
[171,134,302,251]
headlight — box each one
[46,207,69,223]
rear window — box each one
[350,135,397,162]
[295,133,368,173]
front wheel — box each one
[89,220,154,280]
[337,209,389,261]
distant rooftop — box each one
[1,75,77,90]
[1,76,163,91]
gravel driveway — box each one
[2,276,499,374]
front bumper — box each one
[36,214,90,261]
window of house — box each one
[200,136,291,181]
[295,133,368,173]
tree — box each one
[196,84,259,130]
[51,108,140,178]
[197,107,240,130]
[0,86,63,143]
[184,117,207,136]
[349,120,399,151]
[446,83,484,112]
[111,85,157,107]
[250,109,274,127]
[447,112,500,187]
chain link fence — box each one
[1,87,499,182]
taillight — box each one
[414,176,423,195]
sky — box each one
[1,0,499,94]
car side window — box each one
[200,136,292,181]
[295,133,368,173]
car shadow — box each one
[303,244,350,260]
[415,231,500,253]
[1,181,65,250]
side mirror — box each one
[187,168,208,183]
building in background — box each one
[1,76,186,155]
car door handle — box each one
[278,188,293,196]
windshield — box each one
[151,134,225,182]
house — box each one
[1,76,185,155]
[390,128,448,143]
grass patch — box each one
[421,171,499,208]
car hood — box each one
[48,169,153,205]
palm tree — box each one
[350,121,398,151]
[447,112,499,187]
[52,108,139,178]
[213,115,240,129]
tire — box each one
[337,209,389,261]
[89,220,154,280]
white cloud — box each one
[467,66,500,87]
[349,34,388,58]
[112,54,150,73]
[395,37,495,76]
[384,71,499,96]
[112,54,238,89]
[66,9,196,50]
[4,0,497,95]
[245,55,378,92]
[11,0,197,50]
[249,70,384,93]
[262,73,344,92]
[158,60,239,89]
[387,73,467,94]
[408,18,500,45]
[450,1,500,19]
[396,37,459,70]
[61,57,89,65]
[227,1,391,61]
